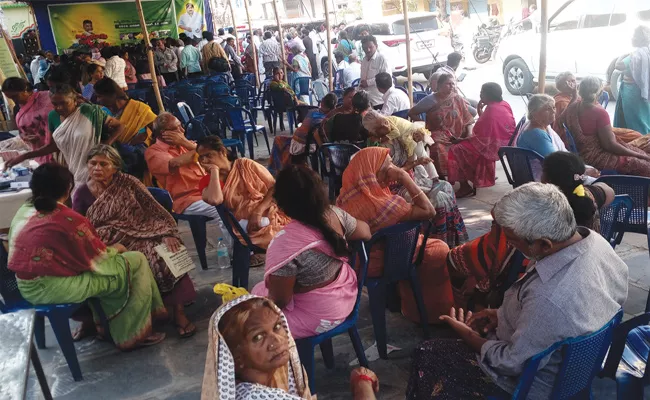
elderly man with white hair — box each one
[407,182,628,399]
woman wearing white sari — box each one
[6,83,124,191]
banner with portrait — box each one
[47,0,206,54]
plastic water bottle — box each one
[216,238,231,269]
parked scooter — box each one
[471,22,502,64]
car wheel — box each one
[503,58,534,95]
[610,70,621,100]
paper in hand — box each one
[155,244,197,277]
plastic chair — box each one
[147,187,211,270]
[209,73,232,85]
[412,81,425,92]
[231,82,257,110]
[312,80,329,103]
[318,143,360,201]
[269,90,297,135]
[176,101,195,125]
[215,205,265,289]
[364,221,429,359]
[599,90,610,109]
[392,109,410,120]
[491,309,623,399]
[562,123,579,153]
[350,78,360,88]
[594,175,650,251]
[0,243,110,382]
[225,106,271,159]
[200,110,245,157]
[292,76,314,105]
[126,88,149,103]
[413,91,427,103]
[507,115,527,146]
[0,131,14,141]
[498,146,545,188]
[333,69,344,89]
[599,194,634,249]
[214,95,242,109]
[295,242,370,393]
[396,86,408,95]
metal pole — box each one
[228,0,239,55]
[242,0,260,87]
[401,0,413,106]
[134,0,165,112]
[271,0,287,80]
[538,0,548,94]
[323,0,333,90]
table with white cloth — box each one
[0,189,31,231]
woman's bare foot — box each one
[139,332,166,347]
[72,320,97,341]
[173,305,197,338]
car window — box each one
[369,23,391,36]
[392,16,440,34]
[582,0,615,28]
[549,0,583,31]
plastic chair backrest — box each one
[507,115,527,146]
[594,175,650,235]
[269,90,293,112]
[412,81,425,92]
[562,123,579,153]
[226,107,252,131]
[176,101,195,124]
[599,91,610,109]
[147,187,173,213]
[396,86,408,95]
[292,77,312,96]
[209,73,232,84]
[312,80,328,102]
[350,78,360,88]
[319,143,360,181]
[0,241,26,309]
[413,91,427,103]
[232,84,256,107]
[599,194,634,248]
[185,118,211,141]
[498,146,545,188]
[215,205,263,251]
[127,88,149,103]
[365,221,421,282]
[511,309,623,400]
[392,109,409,120]
[207,81,232,97]
[215,95,242,108]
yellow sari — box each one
[117,100,157,145]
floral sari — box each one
[201,295,313,399]
[447,100,515,188]
[8,203,167,350]
[224,158,291,249]
[425,93,474,176]
[15,91,55,165]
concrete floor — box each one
[23,69,650,398]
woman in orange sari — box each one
[426,74,474,177]
[337,147,452,323]
[197,136,290,253]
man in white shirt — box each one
[197,31,210,52]
[360,35,391,108]
[178,3,204,40]
[30,52,44,85]
[376,72,410,115]
[259,31,282,77]
[342,53,361,88]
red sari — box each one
[447,101,515,187]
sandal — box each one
[175,321,197,339]
[139,332,166,347]
[250,253,265,267]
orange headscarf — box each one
[336,147,411,232]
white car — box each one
[333,12,454,78]
[497,0,650,95]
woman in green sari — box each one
[8,163,167,350]
[269,67,304,106]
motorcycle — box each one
[471,23,502,64]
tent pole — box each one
[271,0,287,80]
[242,0,260,87]
[323,0,333,90]
[402,0,413,106]
[538,0,548,94]
[228,0,239,55]
[134,0,165,112]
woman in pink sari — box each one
[252,165,371,339]
[448,83,515,197]
[1,77,54,164]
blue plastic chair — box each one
[214,95,242,109]
[312,80,329,104]
[412,81,425,92]
[498,146,545,188]
[318,143,360,201]
[392,109,410,120]
[200,110,246,157]
[215,205,265,289]
[562,123,579,153]
[0,131,14,141]
[490,309,623,399]
[396,86,408,96]
[292,76,314,105]
[599,90,610,109]
[599,194,634,249]
[594,175,650,254]
[269,90,297,135]
[176,101,195,125]
[507,115,527,146]
[350,78,360,88]
[231,82,257,110]
[126,88,149,103]
[225,106,271,159]
[147,187,211,270]
[0,244,109,382]
[365,221,429,359]
[209,73,232,85]
[295,242,370,393]
[413,91,427,103]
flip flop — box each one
[250,254,265,267]
[139,332,166,347]
[175,321,197,339]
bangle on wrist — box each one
[351,374,376,389]
[411,190,425,201]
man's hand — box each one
[467,308,499,335]
[162,130,189,148]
